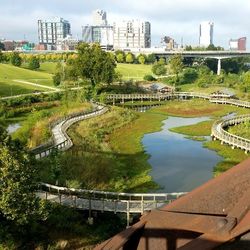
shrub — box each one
[143,74,156,81]
[10,52,22,67]
[28,56,40,70]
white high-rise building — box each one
[92,9,107,26]
[199,21,214,47]
[113,20,151,49]
[82,25,113,50]
[82,9,113,49]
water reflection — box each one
[7,123,21,134]
[142,116,223,193]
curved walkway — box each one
[34,104,108,159]
[211,114,250,153]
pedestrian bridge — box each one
[38,183,186,215]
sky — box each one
[0,0,250,49]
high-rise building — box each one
[113,20,151,49]
[38,17,71,50]
[82,10,113,50]
[82,25,114,50]
[92,9,107,26]
[229,37,247,51]
[199,21,214,47]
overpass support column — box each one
[217,58,221,75]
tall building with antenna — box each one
[92,9,107,26]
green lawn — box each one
[29,62,152,80]
[179,83,249,100]
[0,64,54,97]
[0,63,52,80]
[0,81,48,97]
[116,63,152,80]
[39,62,57,74]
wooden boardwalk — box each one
[105,92,238,103]
[38,183,187,222]
[211,114,250,153]
[32,104,109,159]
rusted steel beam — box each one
[94,158,250,250]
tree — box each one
[125,53,134,63]
[138,54,146,64]
[116,53,125,63]
[0,127,45,225]
[169,54,184,81]
[0,50,3,63]
[75,43,116,86]
[158,57,166,65]
[53,62,63,86]
[241,71,250,93]
[143,74,156,81]
[152,63,167,76]
[147,53,156,64]
[181,68,198,84]
[10,52,22,67]
[0,42,5,51]
[206,44,224,51]
[185,45,193,51]
[28,56,40,70]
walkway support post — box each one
[217,58,221,75]
[126,201,130,228]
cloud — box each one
[0,0,249,48]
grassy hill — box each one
[39,62,153,80]
[116,63,152,80]
[0,64,54,97]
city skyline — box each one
[0,0,250,48]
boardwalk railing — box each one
[32,104,109,159]
[38,183,187,215]
[210,98,250,108]
[105,92,239,103]
[211,114,250,153]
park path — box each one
[13,79,59,91]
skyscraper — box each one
[38,17,71,50]
[92,9,107,26]
[199,21,214,47]
[113,20,151,49]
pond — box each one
[142,116,223,193]
[7,123,21,134]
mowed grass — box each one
[39,62,57,74]
[0,81,49,97]
[36,62,152,80]
[0,63,54,96]
[116,63,152,80]
[179,83,249,100]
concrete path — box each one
[13,79,59,91]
